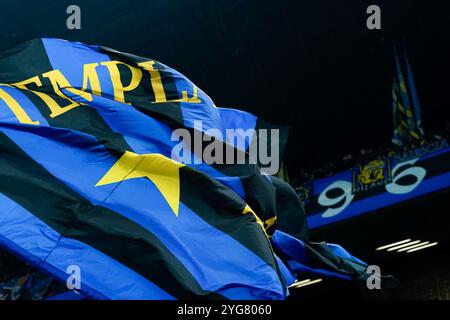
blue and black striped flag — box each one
[392,42,425,147]
[0,39,373,300]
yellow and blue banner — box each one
[392,42,425,146]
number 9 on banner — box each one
[318,180,355,218]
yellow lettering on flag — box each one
[81,62,102,96]
[0,87,40,125]
[138,61,201,104]
[138,61,167,103]
[13,72,92,119]
[101,61,142,104]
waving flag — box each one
[0,39,375,300]
[392,42,425,147]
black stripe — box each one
[271,176,309,241]
[0,131,224,300]
[254,117,290,168]
[0,39,49,83]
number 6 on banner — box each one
[385,158,426,194]
[319,180,354,218]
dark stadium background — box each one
[1,0,449,299]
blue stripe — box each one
[0,192,174,300]
[218,107,257,151]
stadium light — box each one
[289,278,323,289]
[376,239,412,251]
[406,242,439,253]
[376,239,439,253]
[387,240,421,251]
[397,241,430,252]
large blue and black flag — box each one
[392,42,425,147]
[0,39,373,300]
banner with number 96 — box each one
[306,146,450,229]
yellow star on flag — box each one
[96,151,184,216]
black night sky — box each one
[1,0,449,174]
